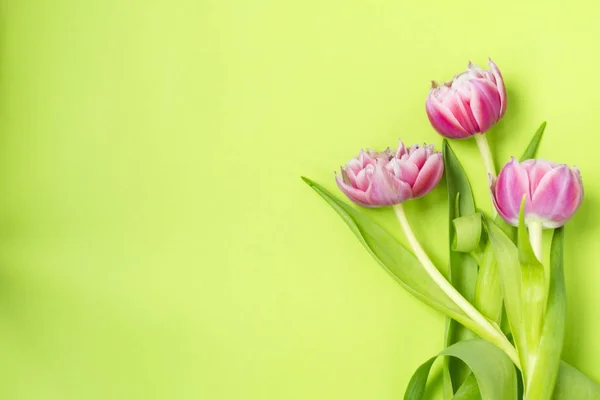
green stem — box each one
[474,133,496,178]
[475,133,497,218]
[393,203,519,367]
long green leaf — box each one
[404,339,518,400]
[520,122,547,161]
[526,228,566,399]
[484,215,527,371]
[302,177,475,329]
[517,199,546,385]
[443,140,479,396]
[554,362,600,399]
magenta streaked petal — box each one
[532,166,583,227]
[354,166,372,191]
[488,58,507,117]
[426,95,471,139]
[495,158,530,222]
[489,175,518,225]
[396,140,407,158]
[335,172,373,207]
[446,92,480,133]
[386,158,419,187]
[366,163,412,205]
[412,153,444,198]
[522,159,556,197]
[408,146,427,169]
[469,79,502,132]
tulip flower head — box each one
[426,59,507,139]
[335,141,444,207]
[490,158,583,228]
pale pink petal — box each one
[396,140,407,158]
[386,158,419,187]
[335,172,372,207]
[426,94,471,139]
[531,166,583,227]
[408,146,427,169]
[489,175,517,225]
[469,79,501,132]
[531,166,572,221]
[495,158,530,222]
[445,90,480,133]
[522,159,557,197]
[488,58,507,117]
[354,167,371,191]
[412,154,444,198]
[366,162,412,205]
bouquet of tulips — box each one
[302,59,599,399]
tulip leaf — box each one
[525,228,566,400]
[302,177,486,335]
[484,215,528,372]
[516,198,546,384]
[443,140,480,395]
[519,121,547,162]
[453,374,482,400]
[452,213,483,253]
[473,242,503,324]
[404,339,518,400]
[553,361,600,399]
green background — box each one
[0,0,598,398]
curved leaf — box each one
[404,339,518,400]
[302,177,472,327]
[452,213,483,253]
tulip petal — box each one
[531,166,571,221]
[408,146,427,169]
[489,174,517,225]
[354,167,372,191]
[532,166,583,227]
[495,158,530,223]
[469,79,501,132]
[488,58,507,118]
[386,158,419,187]
[396,140,407,158]
[522,159,557,197]
[335,172,373,207]
[446,88,480,133]
[412,154,444,198]
[367,162,412,205]
[426,95,471,139]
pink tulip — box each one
[335,141,444,207]
[490,158,583,228]
[426,59,507,139]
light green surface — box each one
[0,1,598,399]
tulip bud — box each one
[335,141,444,207]
[490,158,583,228]
[426,59,507,139]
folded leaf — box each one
[452,213,483,253]
[404,339,518,400]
